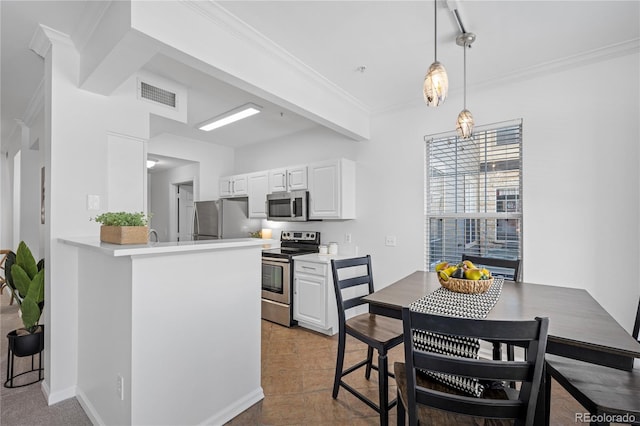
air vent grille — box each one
[140,82,176,108]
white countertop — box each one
[60,236,275,257]
[294,253,357,264]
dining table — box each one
[362,271,640,424]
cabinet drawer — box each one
[295,261,327,276]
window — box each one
[425,120,522,271]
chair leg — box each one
[396,390,405,426]
[365,346,374,380]
[544,366,552,425]
[333,330,346,398]
[378,351,389,426]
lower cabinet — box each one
[293,259,338,335]
[293,254,364,336]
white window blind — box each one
[425,120,523,274]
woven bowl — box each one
[438,276,494,294]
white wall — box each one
[235,51,640,332]
[42,30,157,404]
[148,133,235,200]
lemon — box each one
[481,268,491,277]
[444,266,457,277]
[439,271,450,282]
[464,268,483,280]
[435,261,449,272]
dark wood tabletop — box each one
[363,271,640,370]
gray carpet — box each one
[1,291,91,426]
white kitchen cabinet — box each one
[268,165,308,193]
[219,174,248,197]
[308,158,356,219]
[293,254,364,336]
[247,171,268,218]
[293,259,337,335]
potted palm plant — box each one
[92,211,151,244]
[4,241,45,387]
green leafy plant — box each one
[5,241,45,334]
[91,211,150,226]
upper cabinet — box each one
[247,171,269,218]
[268,165,308,193]
[219,174,248,197]
[308,159,356,220]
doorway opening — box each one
[175,182,194,241]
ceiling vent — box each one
[138,81,177,108]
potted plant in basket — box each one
[4,241,45,387]
[92,211,151,245]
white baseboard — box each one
[76,387,106,426]
[42,380,77,405]
[199,387,264,426]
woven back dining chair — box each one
[461,254,521,282]
[545,298,640,425]
[396,307,549,426]
[330,255,404,426]
[462,253,522,367]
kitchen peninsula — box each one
[60,237,269,425]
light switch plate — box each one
[385,235,397,247]
[87,195,100,210]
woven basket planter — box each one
[438,276,494,294]
[100,226,148,245]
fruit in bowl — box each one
[436,260,494,294]
[435,260,492,282]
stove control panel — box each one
[281,231,320,243]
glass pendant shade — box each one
[423,61,449,106]
[456,109,474,139]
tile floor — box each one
[227,320,592,425]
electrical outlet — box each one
[87,194,100,210]
[344,233,352,243]
[385,235,397,247]
[116,374,124,400]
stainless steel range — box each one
[261,231,320,327]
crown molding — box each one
[182,0,370,115]
[374,38,640,117]
[472,38,640,94]
[29,24,75,58]
[22,78,45,128]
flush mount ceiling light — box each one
[198,103,262,132]
[423,0,448,107]
[147,159,158,169]
[456,32,475,139]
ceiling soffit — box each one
[75,0,370,141]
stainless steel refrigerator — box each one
[192,198,261,240]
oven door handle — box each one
[262,257,290,264]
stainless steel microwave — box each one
[266,190,308,222]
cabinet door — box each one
[219,176,233,197]
[247,172,268,218]
[287,166,308,191]
[308,161,340,218]
[293,272,326,327]
[232,175,248,195]
[268,169,288,193]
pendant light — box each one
[423,0,448,106]
[456,32,475,139]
